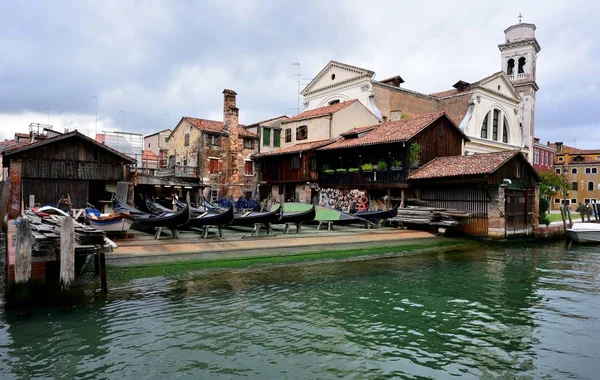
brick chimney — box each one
[223,89,243,198]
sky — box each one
[1,0,598,148]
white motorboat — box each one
[566,223,600,243]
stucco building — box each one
[300,22,540,161]
[143,128,171,167]
[532,138,554,171]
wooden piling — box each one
[560,205,567,231]
[15,218,33,312]
[60,217,75,289]
[567,205,573,228]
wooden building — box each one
[2,131,136,218]
[408,151,540,238]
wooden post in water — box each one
[567,205,573,228]
[60,217,75,290]
[15,218,33,312]
[560,204,567,231]
[578,203,585,223]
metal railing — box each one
[318,169,407,186]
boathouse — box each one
[2,130,136,219]
[408,151,540,238]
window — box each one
[328,99,340,105]
[273,129,281,148]
[285,128,292,143]
[559,157,563,162]
[589,182,595,191]
[571,182,578,190]
[263,128,271,147]
[184,133,190,147]
[244,160,253,175]
[518,57,526,74]
[554,198,561,204]
[291,156,301,170]
[556,168,560,174]
[209,158,219,174]
[572,168,578,174]
[502,116,508,143]
[148,142,151,148]
[164,136,168,144]
[534,150,538,164]
[492,109,499,141]
[296,125,307,141]
[572,199,578,204]
[584,198,591,204]
[210,135,219,146]
[593,168,598,174]
[586,168,591,174]
[244,139,254,149]
[507,58,515,76]
[481,112,488,138]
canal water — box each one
[1,242,600,379]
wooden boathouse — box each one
[408,151,541,238]
[2,130,136,219]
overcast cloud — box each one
[1,0,598,148]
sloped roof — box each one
[144,129,172,138]
[318,112,467,151]
[245,115,289,128]
[3,130,136,163]
[301,61,374,95]
[253,139,333,158]
[284,100,359,123]
[142,150,158,160]
[408,151,521,180]
[178,117,258,139]
[429,71,505,98]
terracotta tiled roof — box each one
[142,150,158,160]
[183,117,258,139]
[284,100,358,122]
[253,139,333,158]
[340,125,379,137]
[566,155,600,164]
[319,112,465,151]
[408,151,520,180]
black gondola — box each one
[231,208,282,226]
[280,204,316,224]
[146,196,175,215]
[111,194,147,215]
[356,206,399,221]
[187,205,234,228]
[130,204,191,232]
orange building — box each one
[551,142,600,210]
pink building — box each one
[532,137,554,171]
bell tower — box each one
[498,18,540,161]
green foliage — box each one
[324,169,334,174]
[539,197,550,215]
[348,168,360,173]
[539,214,551,226]
[409,143,421,165]
[392,160,403,168]
[538,170,569,197]
[377,160,388,171]
[400,113,409,120]
[336,168,347,174]
[361,163,373,171]
[321,163,330,172]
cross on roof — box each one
[518,13,523,23]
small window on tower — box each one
[518,57,526,74]
[507,59,515,75]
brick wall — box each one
[8,160,22,219]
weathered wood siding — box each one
[22,179,90,208]
[261,153,318,183]
[411,118,464,165]
[489,155,538,188]
[22,160,124,180]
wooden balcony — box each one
[155,165,200,179]
[318,169,407,187]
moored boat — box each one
[566,223,600,243]
[356,206,398,221]
[231,208,282,226]
[187,205,235,228]
[270,203,369,226]
[270,204,316,224]
[129,203,190,231]
[86,208,134,233]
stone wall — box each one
[487,185,506,238]
[8,160,22,219]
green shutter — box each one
[262,128,270,147]
[273,129,281,147]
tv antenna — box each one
[292,62,302,115]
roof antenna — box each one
[518,13,523,24]
[292,62,301,115]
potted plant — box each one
[336,168,347,174]
[361,163,373,172]
[391,160,403,171]
[324,169,335,175]
[321,163,330,172]
[409,143,421,168]
[376,160,388,171]
[348,168,360,173]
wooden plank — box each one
[15,219,33,284]
[60,217,75,289]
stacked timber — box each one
[389,206,473,227]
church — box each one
[300,21,540,161]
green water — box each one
[2,242,600,379]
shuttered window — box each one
[245,161,253,175]
[296,126,307,141]
[285,128,292,143]
[209,158,219,174]
[273,129,281,148]
[263,128,271,147]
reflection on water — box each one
[2,242,600,379]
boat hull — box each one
[88,217,134,233]
[566,228,600,243]
[187,206,235,228]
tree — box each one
[537,169,570,226]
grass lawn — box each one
[107,240,470,283]
[546,213,565,223]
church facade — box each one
[300,22,540,161]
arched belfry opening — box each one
[507,59,515,75]
[518,57,526,74]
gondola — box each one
[85,208,134,233]
[146,196,175,215]
[231,208,282,226]
[187,205,235,228]
[270,203,370,226]
[111,194,147,215]
[356,206,398,221]
[271,204,316,224]
[129,203,191,232]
